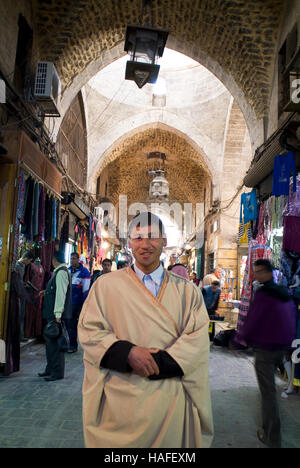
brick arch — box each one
[90,123,213,206]
[53,40,261,147]
[34,0,286,145]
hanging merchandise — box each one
[238,197,252,245]
[283,175,300,218]
[23,259,45,339]
[282,217,300,252]
[272,151,297,197]
[281,175,300,255]
[293,304,300,388]
[241,190,258,224]
[279,250,300,288]
[4,171,61,376]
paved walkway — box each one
[0,341,299,448]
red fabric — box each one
[283,216,300,253]
[24,263,45,338]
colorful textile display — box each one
[272,152,297,196]
[283,176,300,218]
[241,190,258,223]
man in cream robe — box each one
[78,212,214,448]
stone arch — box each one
[88,118,216,181]
[34,0,287,146]
[90,122,213,207]
[52,41,261,148]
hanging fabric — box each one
[238,196,252,244]
[241,190,258,223]
[38,185,45,241]
[272,151,297,197]
[283,175,300,218]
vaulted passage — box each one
[0,0,300,450]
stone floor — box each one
[0,340,299,449]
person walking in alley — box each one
[240,259,297,448]
[78,212,213,448]
[67,252,90,353]
[202,281,221,341]
[39,249,72,381]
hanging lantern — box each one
[124,24,169,89]
[149,170,169,199]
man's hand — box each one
[56,317,61,323]
[128,346,160,378]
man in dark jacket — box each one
[240,259,297,448]
[202,281,221,341]
[67,253,90,353]
[39,249,72,381]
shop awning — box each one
[243,137,282,188]
[243,114,300,188]
[61,192,90,220]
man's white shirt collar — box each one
[133,263,164,287]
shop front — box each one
[235,127,300,388]
[0,130,62,375]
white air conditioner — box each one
[286,19,300,72]
[34,62,61,117]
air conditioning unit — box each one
[34,62,61,117]
[285,19,300,72]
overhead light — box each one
[149,169,169,200]
[124,24,169,88]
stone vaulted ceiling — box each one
[99,126,210,206]
[33,0,286,118]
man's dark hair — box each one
[71,252,80,259]
[254,259,274,272]
[22,251,34,261]
[211,281,220,287]
[102,258,112,266]
[53,249,65,264]
[128,212,166,238]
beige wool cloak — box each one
[78,267,214,448]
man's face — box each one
[254,266,273,284]
[214,269,221,279]
[211,284,220,293]
[102,261,112,274]
[129,225,167,273]
[71,255,80,268]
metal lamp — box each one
[124,24,169,88]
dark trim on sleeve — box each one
[100,340,135,372]
[148,351,184,380]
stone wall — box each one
[0,1,36,81]
[266,0,300,138]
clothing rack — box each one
[19,160,62,200]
